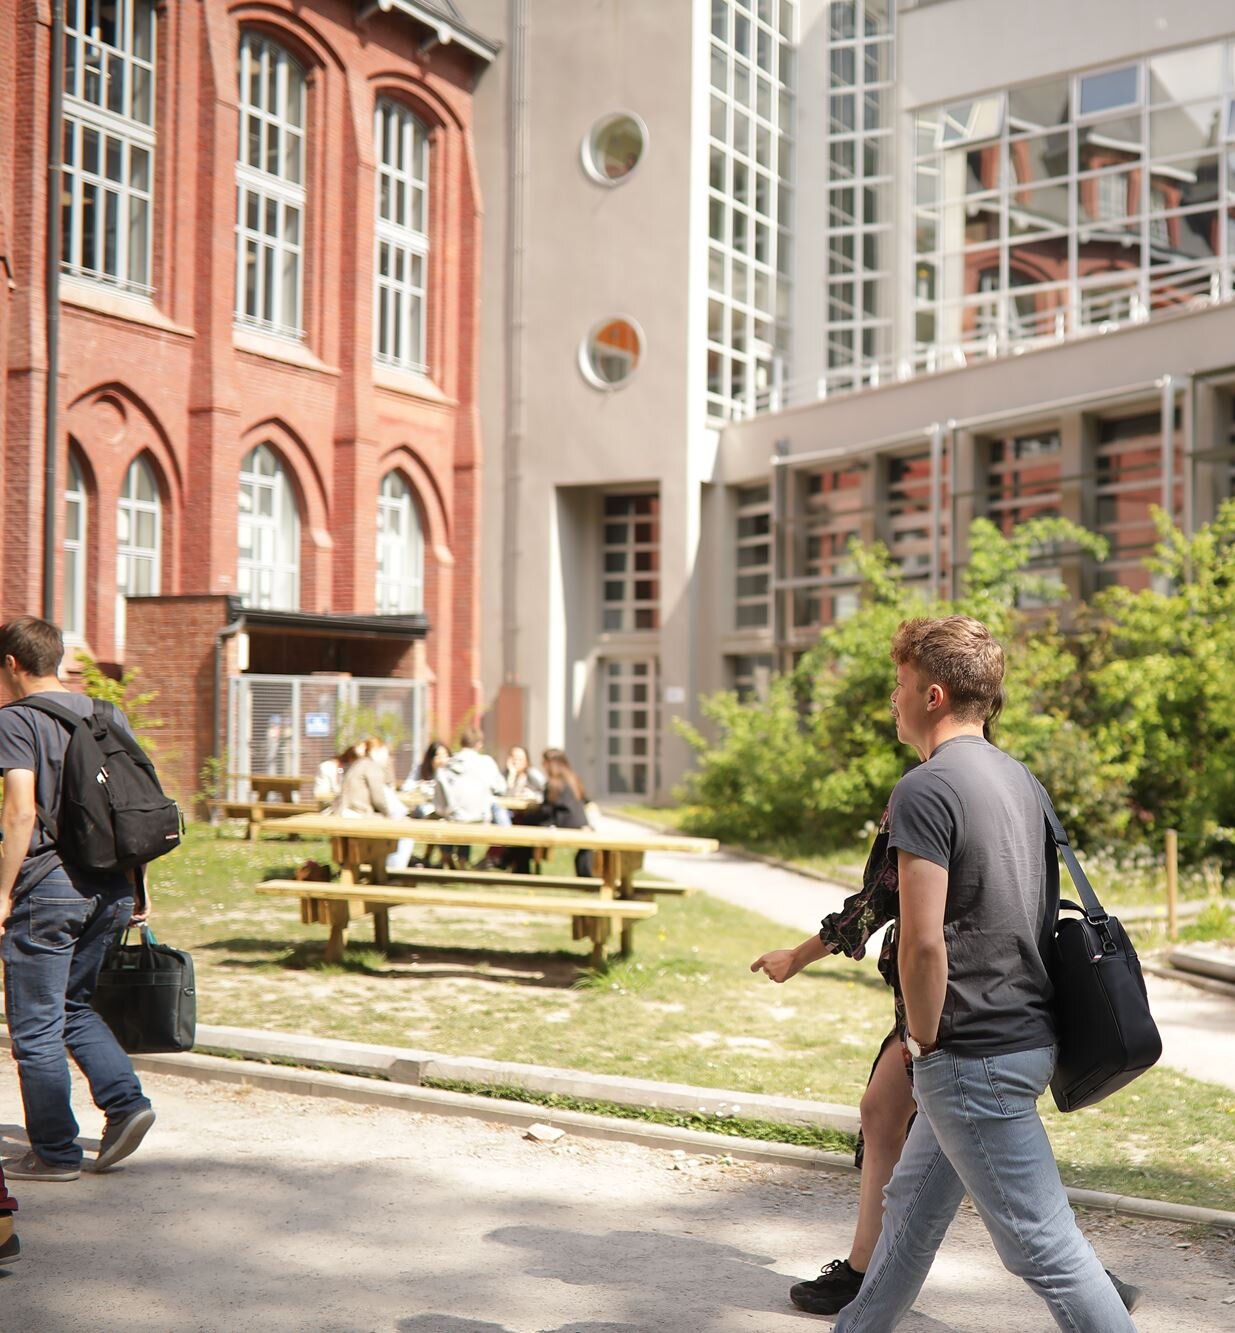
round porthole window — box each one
[582,112,647,185]
[580,317,644,390]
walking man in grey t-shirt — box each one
[0,617,155,1181]
[833,616,1134,1331]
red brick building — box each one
[1,0,497,803]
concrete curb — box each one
[1142,961,1235,1001]
[189,1023,862,1134]
[13,1020,1218,1232]
[130,1049,863,1174]
[112,1047,1235,1231]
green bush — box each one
[676,517,1122,850]
[1078,500,1235,854]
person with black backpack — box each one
[0,616,161,1182]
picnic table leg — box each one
[325,899,350,963]
[618,852,643,958]
[372,906,391,953]
[248,807,264,841]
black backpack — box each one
[14,695,183,872]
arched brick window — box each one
[235,33,306,337]
[373,98,430,371]
[115,454,162,651]
[375,470,424,614]
[238,443,300,609]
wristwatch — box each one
[905,1032,939,1059]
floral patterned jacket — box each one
[817,807,907,1040]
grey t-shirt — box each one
[888,735,1058,1056]
[0,690,133,898]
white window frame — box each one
[64,452,88,644]
[373,98,429,372]
[375,470,425,615]
[235,34,306,339]
[706,0,795,423]
[237,444,300,610]
[601,493,660,632]
[61,0,156,292]
[115,455,162,653]
[734,484,772,629]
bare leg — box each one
[849,1038,916,1272]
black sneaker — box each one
[790,1258,865,1315]
[0,1233,19,1266]
[1106,1269,1144,1314]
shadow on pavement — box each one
[202,938,587,988]
[488,1223,790,1314]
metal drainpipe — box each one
[929,423,944,598]
[43,0,65,619]
[771,439,788,669]
[501,0,529,686]
[1160,374,1175,524]
[213,616,246,793]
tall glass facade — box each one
[914,41,1235,373]
[821,0,894,395]
[707,0,797,421]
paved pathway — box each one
[1,1069,1232,1332]
[599,814,1235,1094]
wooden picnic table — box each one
[260,811,717,965]
[229,773,312,800]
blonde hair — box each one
[890,616,1005,726]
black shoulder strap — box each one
[1029,772,1109,924]
[6,694,90,843]
[9,693,89,730]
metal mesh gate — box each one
[226,675,427,795]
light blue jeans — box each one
[834,1045,1136,1332]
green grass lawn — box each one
[145,824,1235,1210]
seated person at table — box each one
[435,730,505,822]
[504,745,546,798]
[313,745,356,803]
[333,737,417,871]
[402,740,450,816]
[507,749,594,879]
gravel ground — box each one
[1,1069,1233,1333]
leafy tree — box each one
[676,517,1119,849]
[1078,500,1235,855]
[75,653,166,755]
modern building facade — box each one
[470,0,797,801]
[726,0,1235,676]
[471,0,1235,802]
[1,0,496,801]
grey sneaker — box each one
[2,1150,80,1182]
[94,1107,156,1172]
[0,1232,20,1265]
[1106,1269,1144,1314]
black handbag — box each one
[92,925,196,1054]
[1034,783,1162,1112]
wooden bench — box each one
[257,878,658,968]
[228,774,313,801]
[386,865,697,898]
[209,800,309,839]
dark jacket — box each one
[523,781,588,830]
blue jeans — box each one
[3,868,151,1168]
[835,1046,1136,1332]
